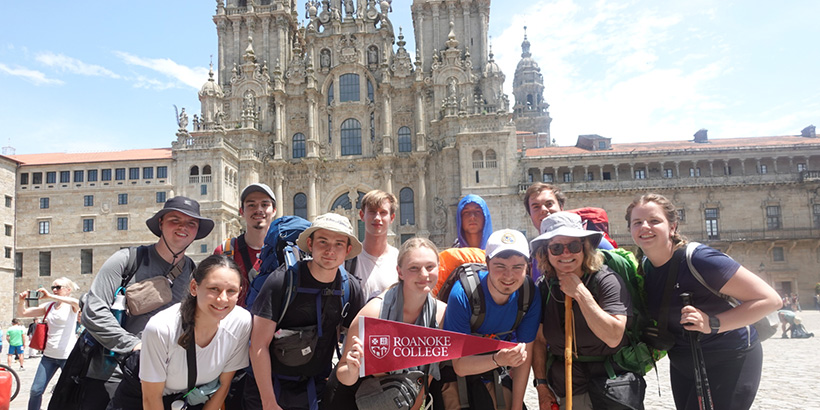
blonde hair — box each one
[54,277,79,291]
[397,237,439,268]
[534,238,604,279]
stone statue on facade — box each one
[178,108,188,130]
[320,49,331,68]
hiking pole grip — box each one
[565,296,573,410]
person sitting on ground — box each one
[108,254,252,410]
[325,237,448,410]
[17,278,81,410]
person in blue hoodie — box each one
[454,194,493,249]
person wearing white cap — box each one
[530,212,637,410]
[246,212,366,410]
[442,229,541,410]
[214,182,277,307]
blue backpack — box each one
[246,215,311,307]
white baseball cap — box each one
[485,229,530,260]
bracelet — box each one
[491,352,500,367]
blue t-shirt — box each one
[644,244,751,353]
[443,270,541,343]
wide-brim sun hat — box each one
[145,196,215,240]
[530,211,603,250]
[296,213,362,259]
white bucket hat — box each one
[296,213,362,259]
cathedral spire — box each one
[521,26,531,58]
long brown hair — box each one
[177,254,241,348]
[625,193,688,264]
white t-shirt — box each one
[355,245,399,300]
[140,303,252,396]
[43,302,79,360]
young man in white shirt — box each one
[347,190,399,299]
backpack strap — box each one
[459,265,485,333]
[235,236,253,275]
[222,237,235,257]
[119,246,146,289]
[511,276,535,333]
[685,242,740,307]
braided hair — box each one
[177,254,241,348]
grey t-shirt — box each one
[82,245,193,381]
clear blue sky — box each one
[2,1,818,155]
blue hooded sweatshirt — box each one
[454,194,493,249]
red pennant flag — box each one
[359,316,516,376]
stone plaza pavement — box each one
[6,311,819,409]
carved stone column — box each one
[416,156,430,237]
[382,93,393,154]
[307,97,318,157]
[308,164,319,220]
[273,172,284,218]
[383,165,394,194]
[415,90,426,151]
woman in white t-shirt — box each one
[16,277,80,410]
[127,254,251,410]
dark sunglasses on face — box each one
[547,240,584,256]
[51,285,63,291]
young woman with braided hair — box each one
[109,254,252,410]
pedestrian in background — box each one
[17,277,81,410]
[6,318,27,370]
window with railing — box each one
[766,206,781,230]
[485,150,498,168]
[472,150,484,169]
[201,165,212,183]
[705,208,719,239]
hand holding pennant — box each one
[359,316,517,377]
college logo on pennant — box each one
[369,335,391,359]
[359,317,516,377]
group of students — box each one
[28,181,780,410]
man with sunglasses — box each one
[442,229,541,410]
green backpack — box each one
[596,248,666,376]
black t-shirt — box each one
[539,266,632,397]
[252,261,364,377]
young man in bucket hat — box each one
[77,196,214,409]
[214,182,277,307]
[443,229,542,410]
[246,213,366,410]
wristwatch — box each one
[709,315,720,334]
[533,378,549,387]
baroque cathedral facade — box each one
[6,0,820,322]
[176,0,551,246]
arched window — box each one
[398,126,412,152]
[399,188,415,225]
[527,94,534,107]
[189,166,199,176]
[327,80,334,106]
[472,150,484,169]
[485,150,497,168]
[341,118,362,156]
[293,193,308,219]
[202,165,212,175]
[339,74,360,102]
[292,133,306,159]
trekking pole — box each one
[565,295,573,410]
[680,292,714,410]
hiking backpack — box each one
[246,215,311,307]
[437,262,535,338]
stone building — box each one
[1,154,19,325]
[7,1,820,305]
[8,150,175,299]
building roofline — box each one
[10,148,173,166]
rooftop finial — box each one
[521,26,531,58]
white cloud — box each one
[114,51,208,89]
[35,52,121,78]
[491,0,734,144]
[0,62,63,85]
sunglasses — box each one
[547,240,584,256]
[51,285,63,291]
